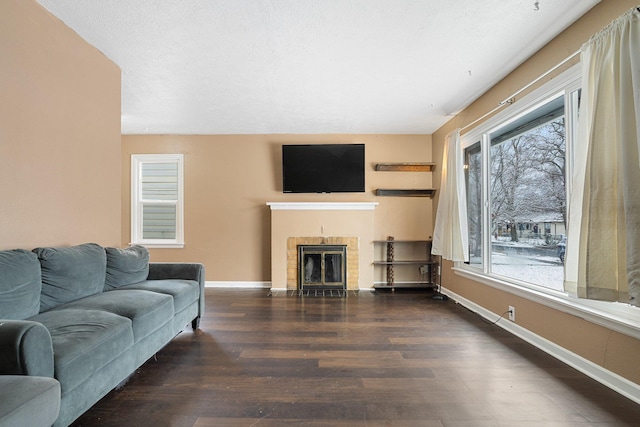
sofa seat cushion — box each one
[29,309,133,394]
[53,290,174,342]
[117,279,199,314]
[0,249,42,320]
[33,243,107,312]
[0,375,61,427]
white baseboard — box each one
[205,281,271,288]
[441,286,640,405]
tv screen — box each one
[282,144,365,193]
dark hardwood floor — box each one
[71,288,640,426]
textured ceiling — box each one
[36,0,599,135]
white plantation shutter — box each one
[142,204,177,240]
[141,162,178,239]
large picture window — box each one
[490,94,567,290]
[461,67,580,293]
[131,154,184,248]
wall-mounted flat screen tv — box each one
[282,144,365,193]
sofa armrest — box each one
[147,263,206,326]
[0,320,54,377]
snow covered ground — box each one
[469,250,565,292]
[491,252,564,291]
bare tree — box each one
[522,119,567,225]
[490,118,566,242]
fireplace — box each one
[298,245,347,290]
[286,236,359,290]
[267,202,378,291]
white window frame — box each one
[131,154,184,248]
[456,64,640,339]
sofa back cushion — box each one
[0,249,42,319]
[104,245,149,290]
[33,243,107,312]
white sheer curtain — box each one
[565,7,640,306]
[432,129,469,262]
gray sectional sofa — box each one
[0,243,205,427]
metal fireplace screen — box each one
[298,245,347,290]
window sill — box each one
[453,266,640,341]
[133,243,185,249]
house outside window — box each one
[131,154,184,248]
[461,66,580,293]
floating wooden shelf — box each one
[373,260,437,265]
[374,282,436,289]
[375,189,436,197]
[373,240,432,244]
[375,163,435,172]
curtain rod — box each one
[459,48,580,133]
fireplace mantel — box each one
[267,202,378,211]
[267,201,377,291]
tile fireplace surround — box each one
[267,202,378,291]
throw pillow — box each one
[104,245,149,290]
[33,243,106,312]
[0,249,42,319]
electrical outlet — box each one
[508,305,516,321]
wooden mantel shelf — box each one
[375,163,435,172]
[266,202,378,211]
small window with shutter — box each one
[131,154,184,248]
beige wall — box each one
[122,134,432,283]
[432,0,640,386]
[1,0,122,249]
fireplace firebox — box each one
[298,245,347,290]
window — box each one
[456,65,640,338]
[461,66,580,293]
[465,141,482,268]
[131,154,184,248]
